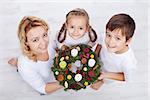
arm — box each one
[19,67,63,94]
[94,43,102,57]
[99,72,125,81]
[45,82,63,93]
[17,56,62,94]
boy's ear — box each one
[126,38,132,46]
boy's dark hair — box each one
[106,13,136,41]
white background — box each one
[0,0,149,100]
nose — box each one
[39,38,47,48]
[108,37,115,44]
[73,28,78,34]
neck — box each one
[115,46,129,54]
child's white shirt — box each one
[17,40,56,94]
[99,34,137,82]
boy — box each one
[91,13,137,90]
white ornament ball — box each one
[71,49,78,57]
[74,74,82,82]
[55,71,59,75]
[88,59,96,67]
[83,67,88,71]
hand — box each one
[98,72,105,80]
[90,80,104,90]
[8,57,18,67]
[61,44,69,51]
[94,43,102,57]
[61,45,66,50]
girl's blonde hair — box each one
[18,16,49,61]
[58,8,97,43]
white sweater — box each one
[99,35,137,82]
[17,41,56,94]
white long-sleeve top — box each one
[99,34,137,82]
[17,41,56,94]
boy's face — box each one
[66,16,88,40]
[105,29,131,54]
[26,26,49,56]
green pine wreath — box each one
[51,44,101,91]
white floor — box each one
[0,50,148,100]
[1,49,148,100]
[0,1,149,100]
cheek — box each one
[68,27,74,30]
[79,31,85,35]
[80,29,87,34]
[67,28,73,33]
[28,42,39,50]
[105,37,109,43]
[116,41,125,47]
[45,37,49,43]
[46,39,49,46]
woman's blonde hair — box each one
[18,16,49,61]
[57,8,97,43]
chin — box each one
[107,48,116,53]
[108,50,115,53]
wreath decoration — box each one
[52,44,101,91]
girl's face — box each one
[26,26,49,56]
[105,29,131,54]
[66,16,88,40]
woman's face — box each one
[66,16,88,40]
[26,26,49,56]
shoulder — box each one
[18,55,30,65]
[123,47,137,62]
[122,47,137,70]
[17,55,35,70]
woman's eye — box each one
[32,38,39,42]
[33,39,38,42]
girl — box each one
[8,16,63,94]
[56,8,98,49]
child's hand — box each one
[98,72,105,80]
[90,80,104,90]
[60,44,69,51]
[90,72,105,90]
[93,43,102,57]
